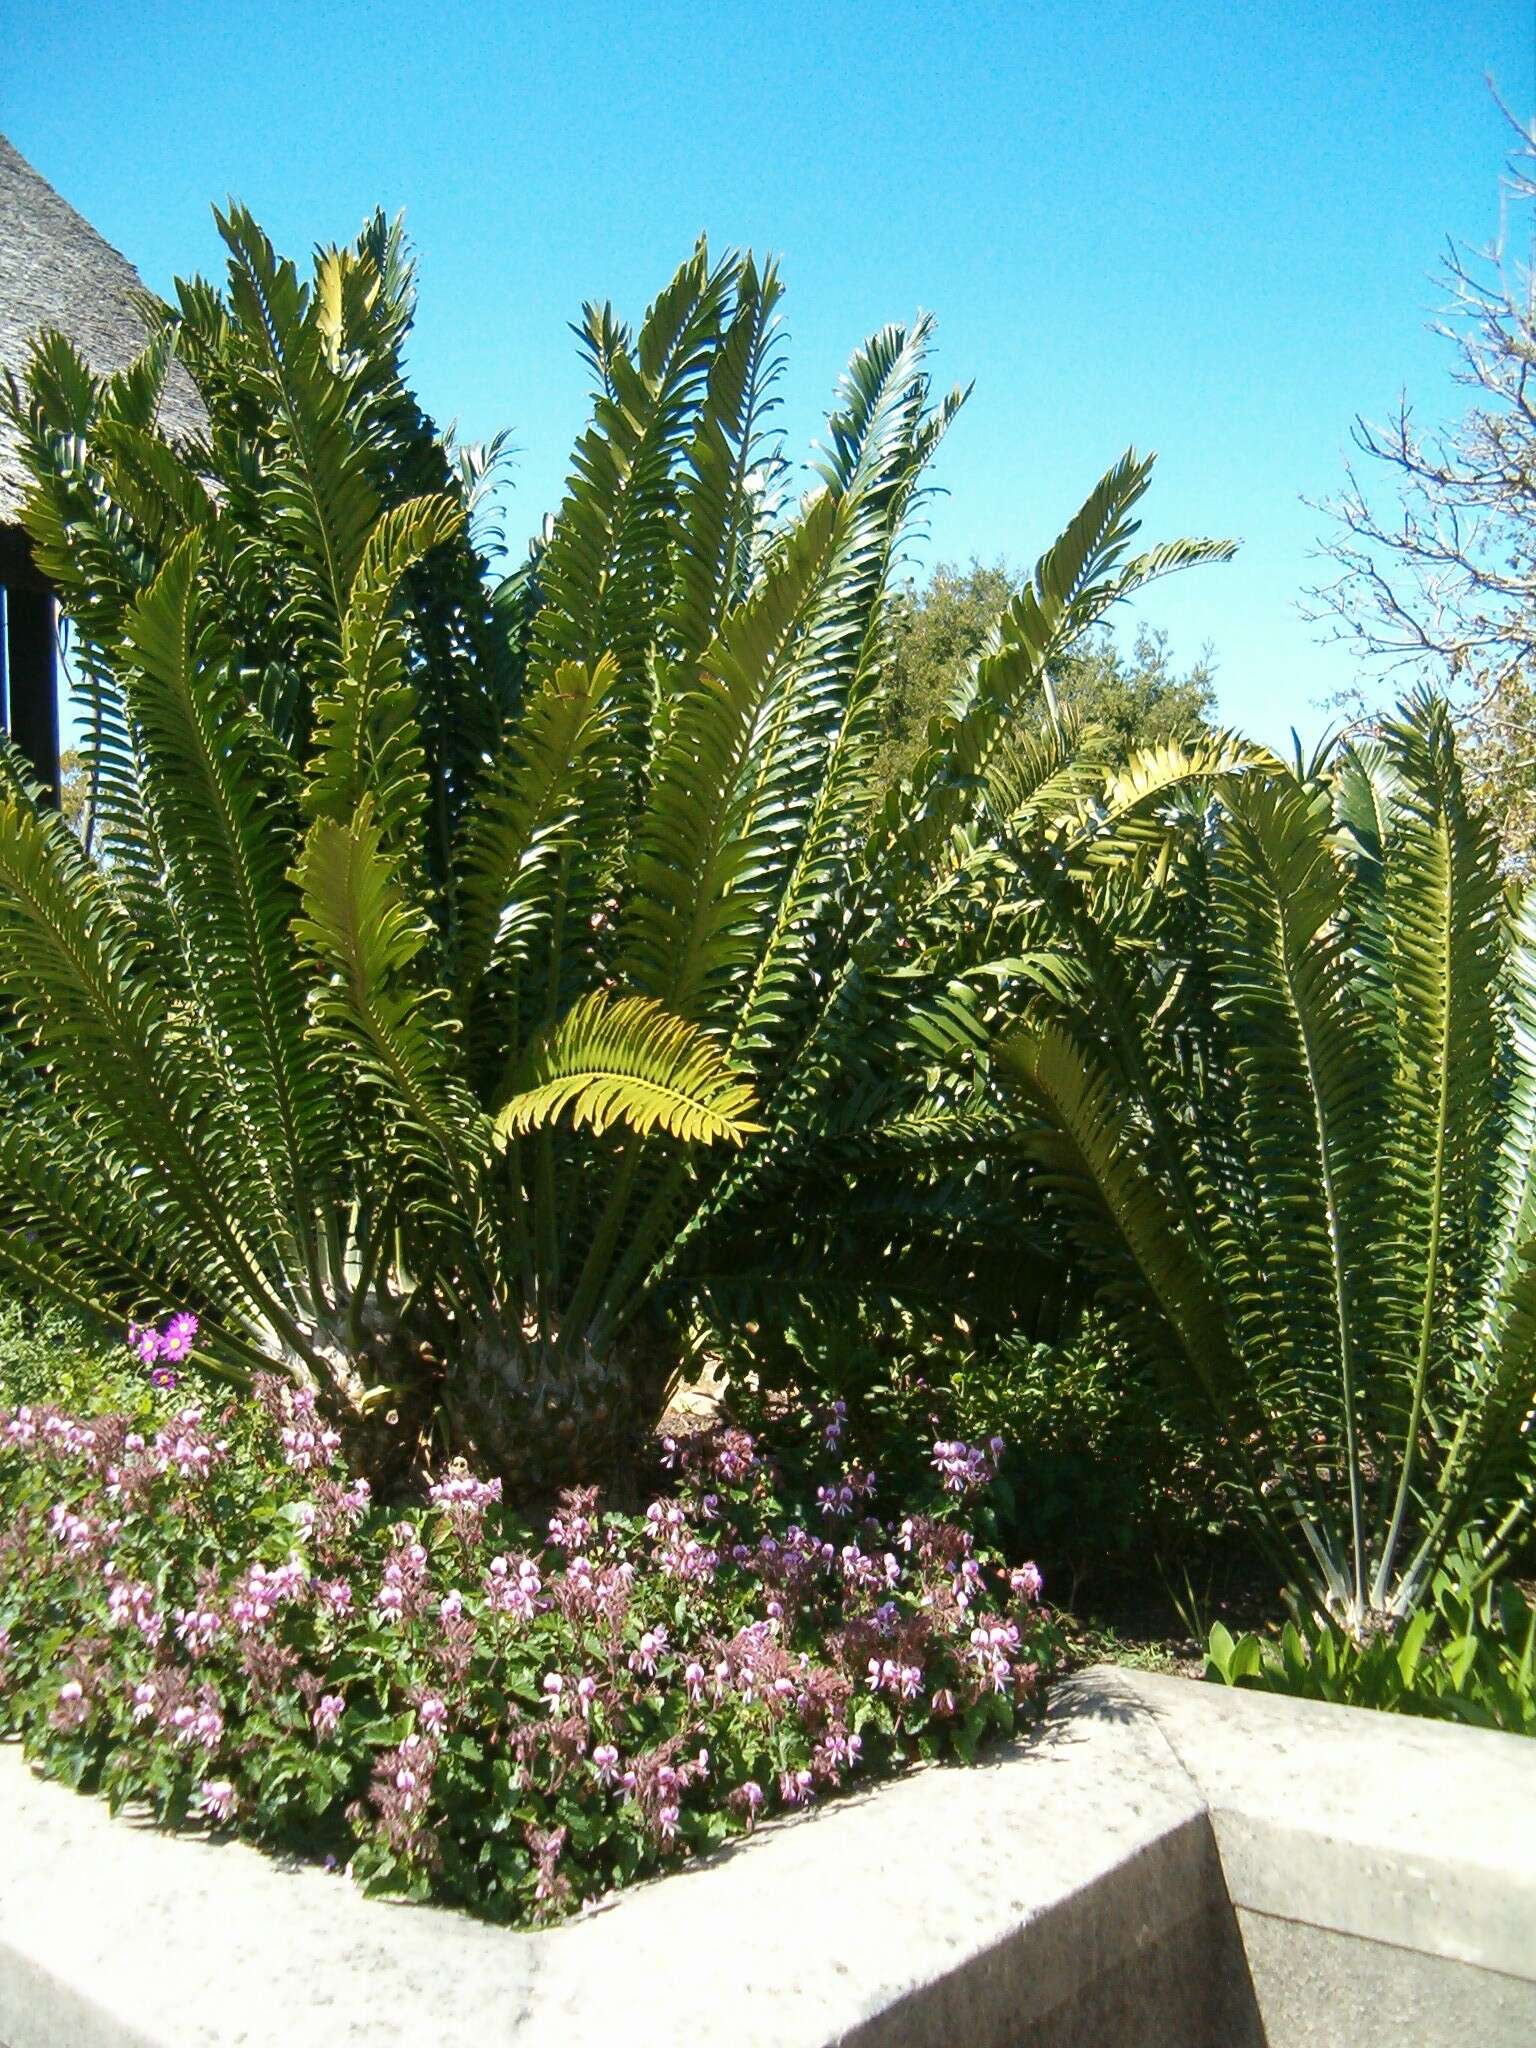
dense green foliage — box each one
[1206,1560,1536,1736]
[873,556,1219,786]
[9,192,1534,1749]
[0,211,1229,1491]
[710,1297,1222,1582]
[994,695,1536,1634]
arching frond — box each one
[306,491,464,845]
[498,991,763,1147]
[119,537,337,1252]
[293,805,488,1225]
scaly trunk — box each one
[436,1323,676,1508]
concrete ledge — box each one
[1069,1667,1536,2046]
[1,1666,1532,2046]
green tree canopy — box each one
[873,558,1217,786]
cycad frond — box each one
[1369,692,1505,1597]
[216,203,382,671]
[306,491,464,845]
[119,538,338,1243]
[455,654,621,1010]
[622,491,842,1019]
[498,990,763,1146]
[667,253,786,662]
[998,1014,1239,1415]
[870,450,1221,908]
[293,805,487,1219]
[0,769,272,1315]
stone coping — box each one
[1,1666,1532,2046]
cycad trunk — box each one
[435,1326,675,1505]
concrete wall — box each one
[0,1667,1531,2046]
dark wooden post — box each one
[0,528,62,807]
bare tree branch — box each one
[1306,99,1536,866]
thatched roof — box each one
[0,133,205,527]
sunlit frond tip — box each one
[496,990,765,1147]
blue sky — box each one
[4,1,1529,746]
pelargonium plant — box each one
[0,1327,1058,1925]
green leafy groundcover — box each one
[1204,1562,1536,1737]
[0,1330,1058,1924]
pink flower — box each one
[154,1407,226,1483]
[279,1400,342,1473]
[50,1675,91,1730]
[313,1693,346,1740]
[158,1313,200,1363]
[169,1694,225,1750]
[317,1578,354,1617]
[731,1779,765,1828]
[591,1743,622,1786]
[968,1619,1020,1693]
[127,1321,162,1366]
[930,1436,1003,1495]
[418,1694,447,1734]
[1010,1562,1044,1604]
[485,1553,542,1622]
[175,1605,223,1655]
[107,1578,162,1645]
[49,1504,97,1556]
[197,1779,236,1825]
[778,1767,815,1807]
[428,1469,502,1545]
[627,1624,668,1677]
[2,1405,37,1447]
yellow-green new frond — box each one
[293,804,488,1209]
[306,491,464,841]
[498,990,764,1147]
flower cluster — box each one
[0,1361,1056,1930]
[931,1435,1007,1495]
[127,1313,200,1390]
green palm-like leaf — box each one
[0,762,284,1324]
[119,537,338,1249]
[667,254,785,663]
[217,203,383,673]
[869,449,1232,916]
[455,654,621,1008]
[622,490,842,1019]
[993,693,1536,1626]
[999,1013,1239,1413]
[293,804,488,1223]
[498,990,763,1146]
[1369,694,1505,1598]
[306,491,464,846]
[531,243,732,702]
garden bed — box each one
[2,1666,1531,2047]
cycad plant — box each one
[994,695,1536,1632]
[1,206,1229,1490]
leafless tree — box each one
[1308,103,1536,855]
